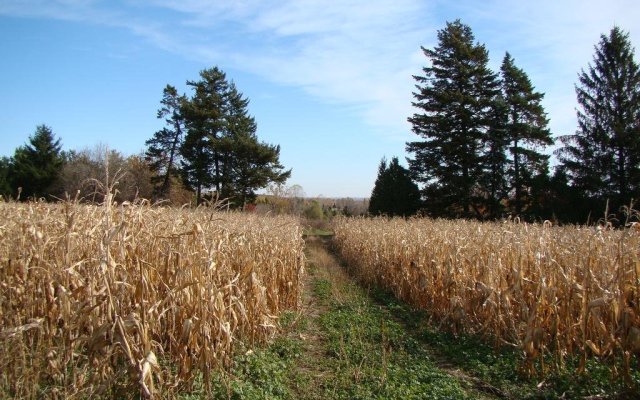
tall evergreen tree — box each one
[407,20,500,218]
[219,82,256,201]
[178,67,291,206]
[369,158,390,215]
[180,125,214,205]
[180,67,228,204]
[229,135,290,207]
[222,83,290,206]
[145,85,187,200]
[11,125,64,199]
[480,94,510,219]
[0,156,13,198]
[558,26,640,216]
[500,52,553,215]
[369,157,421,217]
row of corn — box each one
[332,216,640,383]
[0,200,305,398]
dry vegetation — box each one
[333,216,640,384]
[0,197,305,398]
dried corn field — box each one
[0,199,305,398]
[332,217,640,384]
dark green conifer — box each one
[145,85,187,200]
[407,20,500,218]
[500,52,553,215]
[481,94,509,218]
[177,67,290,206]
[558,27,640,216]
[11,125,64,199]
[180,67,228,204]
[369,157,420,217]
[221,83,290,207]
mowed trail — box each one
[289,234,504,399]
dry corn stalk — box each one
[332,216,640,383]
[0,199,305,398]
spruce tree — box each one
[145,85,187,200]
[558,27,640,215]
[500,52,553,215]
[481,94,509,219]
[369,158,390,215]
[179,124,215,205]
[407,20,499,218]
[219,82,258,202]
[369,157,421,217]
[11,125,64,199]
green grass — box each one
[209,337,302,400]
[304,253,475,399]
[421,328,640,399]
[311,278,332,301]
[368,287,640,399]
[182,237,639,399]
[178,311,305,400]
[193,257,477,399]
[316,289,471,399]
[176,279,639,400]
[302,227,334,237]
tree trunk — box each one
[162,123,182,199]
[462,164,470,217]
[618,145,626,206]
[514,138,521,214]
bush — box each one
[304,200,324,220]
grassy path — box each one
[205,234,635,399]
[206,234,497,399]
[291,235,500,399]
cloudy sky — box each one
[1,0,639,197]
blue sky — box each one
[1,1,640,198]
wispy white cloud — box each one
[3,0,640,147]
[0,0,435,139]
[145,0,436,138]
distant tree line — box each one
[0,127,182,204]
[371,21,640,224]
[0,66,290,207]
[257,183,369,218]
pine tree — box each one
[369,157,421,217]
[228,136,290,207]
[145,85,187,200]
[179,67,291,206]
[179,123,215,205]
[218,82,258,202]
[407,20,500,218]
[500,52,553,215]
[558,26,640,215]
[221,83,290,207]
[11,125,64,199]
[180,67,228,204]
